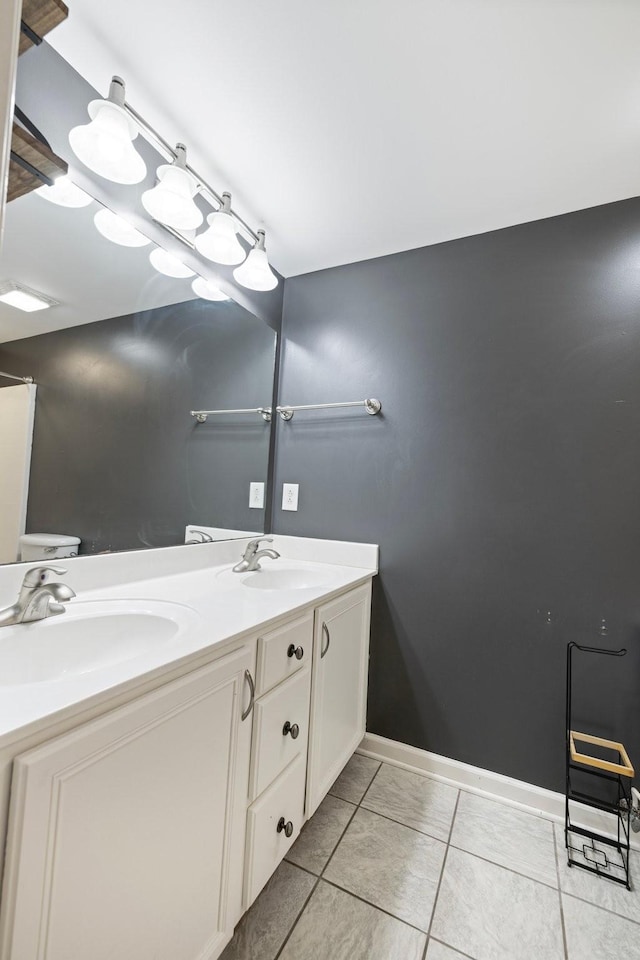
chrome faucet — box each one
[185,529,214,544]
[232,537,280,573]
[0,566,76,627]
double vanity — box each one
[0,534,377,960]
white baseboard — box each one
[358,733,640,852]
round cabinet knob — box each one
[282,720,300,739]
[277,817,294,838]
[287,644,304,660]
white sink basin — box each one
[0,599,200,686]
[241,568,335,591]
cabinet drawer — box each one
[249,666,311,801]
[255,611,313,697]
[244,753,306,907]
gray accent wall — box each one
[273,198,640,792]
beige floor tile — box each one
[329,753,381,803]
[279,880,426,960]
[286,794,356,874]
[324,806,445,931]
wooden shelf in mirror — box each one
[19,0,69,55]
[8,122,67,202]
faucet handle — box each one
[247,537,273,550]
[186,529,213,544]
[22,566,67,587]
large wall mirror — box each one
[0,42,279,565]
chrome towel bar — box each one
[191,407,272,423]
[0,371,34,385]
[275,398,381,421]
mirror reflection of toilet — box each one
[19,534,80,562]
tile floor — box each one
[221,755,640,960]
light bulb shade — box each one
[233,246,278,291]
[35,176,92,208]
[149,247,195,278]
[191,277,229,301]
[69,100,146,184]
[94,208,151,247]
[141,164,203,230]
[194,210,245,265]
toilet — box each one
[19,534,81,562]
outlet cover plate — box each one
[282,483,299,511]
[249,482,265,509]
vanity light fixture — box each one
[94,208,151,247]
[141,143,203,231]
[35,175,92,208]
[70,75,280,292]
[233,230,278,291]
[69,77,146,184]
[191,277,230,301]
[194,192,246,265]
[149,247,195,278]
[0,281,59,312]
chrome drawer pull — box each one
[287,643,304,660]
[321,622,330,658]
[241,669,255,721]
[282,721,300,739]
[277,817,294,838]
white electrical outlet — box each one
[282,483,299,511]
[249,482,265,509]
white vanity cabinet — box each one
[0,643,255,960]
[0,575,373,960]
[244,580,372,902]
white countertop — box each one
[0,536,377,744]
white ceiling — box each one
[40,0,640,279]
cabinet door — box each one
[306,582,372,817]
[0,644,255,960]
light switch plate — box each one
[249,482,265,509]
[282,483,299,511]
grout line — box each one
[272,872,320,960]
[562,890,640,928]
[273,767,369,960]
[284,797,357,878]
[553,823,640,929]
[446,789,461,844]
[422,791,461,959]
[279,772,364,959]
[282,858,319,879]
[358,803,450,845]
[319,800,358,879]
[269,757,639,960]
[320,876,429,935]
[358,759,383,806]
[327,759,381,808]
[356,751,559,827]
[553,823,570,960]
[446,842,558,891]
[429,935,478,960]
[454,783,557,825]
